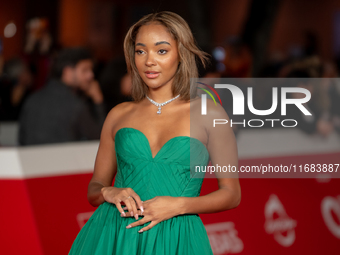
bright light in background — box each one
[4,22,17,38]
[212,46,226,62]
[213,46,226,72]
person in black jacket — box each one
[18,47,106,145]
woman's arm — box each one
[177,99,241,215]
[87,102,126,207]
[177,180,240,214]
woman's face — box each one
[134,22,180,90]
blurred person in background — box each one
[222,37,252,78]
[18,47,106,145]
[321,61,340,135]
[24,18,53,56]
[98,57,132,114]
[0,57,34,121]
[285,69,333,137]
[23,17,56,91]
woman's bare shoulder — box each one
[106,101,135,126]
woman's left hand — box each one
[121,196,182,233]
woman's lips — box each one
[145,72,160,79]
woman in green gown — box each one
[69,11,241,255]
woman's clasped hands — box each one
[123,195,182,233]
[101,187,144,220]
[101,186,182,233]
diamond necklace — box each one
[146,94,180,114]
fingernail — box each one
[140,206,144,214]
[138,229,143,233]
[130,211,134,217]
[121,212,126,217]
[135,214,139,220]
[126,225,131,229]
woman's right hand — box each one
[101,187,144,220]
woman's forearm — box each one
[87,181,108,207]
[177,187,241,215]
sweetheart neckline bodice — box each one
[114,127,208,160]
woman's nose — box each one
[145,52,157,66]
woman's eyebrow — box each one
[155,41,170,46]
[135,41,171,47]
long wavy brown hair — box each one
[123,11,210,102]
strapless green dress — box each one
[68,127,213,255]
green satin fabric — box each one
[69,127,213,255]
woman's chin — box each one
[144,82,164,89]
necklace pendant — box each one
[146,94,180,116]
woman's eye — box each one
[135,50,143,55]
[159,49,167,54]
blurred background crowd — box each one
[1,0,340,146]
